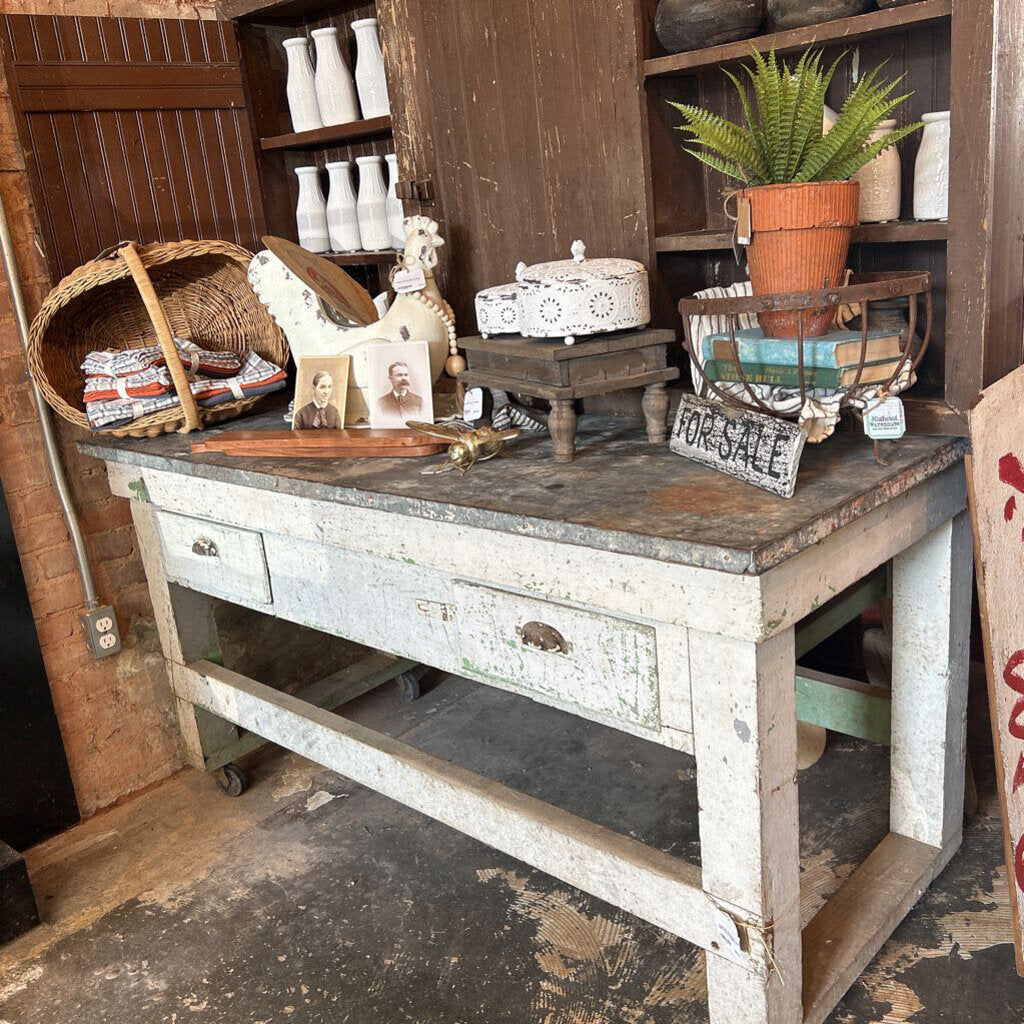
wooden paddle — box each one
[261,235,381,326]
[191,428,446,459]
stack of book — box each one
[700,327,906,389]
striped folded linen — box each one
[81,337,242,379]
[85,351,287,430]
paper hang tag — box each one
[863,396,906,440]
[462,386,484,422]
[731,195,752,265]
[392,266,426,294]
[736,196,752,245]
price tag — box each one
[731,195,752,265]
[736,196,752,245]
[392,266,426,294]
[462,387,484,422]
[863,396,906,440]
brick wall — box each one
[0,0,215,817]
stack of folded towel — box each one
[82,338,287,430]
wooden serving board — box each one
[192,429,446,458]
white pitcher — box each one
[352,18,390,119]
[326,160,362,252]
[295,165,330,252]
[355,155,390,250]
[385,153,404,250]
[311,27,359,127]
[913,111,950,221]
[284,37,322,133]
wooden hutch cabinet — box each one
[219,0,1023,433]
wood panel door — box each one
[378,0,653,328]
[1,14,265,282]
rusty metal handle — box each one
[191,537,218,558]
[519,621,569,655]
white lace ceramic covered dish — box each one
[515,240,650,345]
[475,283,520,338]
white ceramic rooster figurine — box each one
[249,216,456,423]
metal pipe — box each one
[0,191,99,609]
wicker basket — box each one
[28,239,289,438]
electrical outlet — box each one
[80,606,122,659]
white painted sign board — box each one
[669,393,806,498]
[966,363,1024,977]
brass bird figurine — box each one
[406,421,520,474]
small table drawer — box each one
[155,510,271,606]
[453,581,659,728]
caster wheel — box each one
[396,671,422,701]
[215,762,249,797]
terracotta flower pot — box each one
[739,180,860,338]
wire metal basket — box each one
[678,271,932,420]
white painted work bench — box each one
[81,412,971,1024]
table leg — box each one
[642,382,670,443]
[130,500,238,769]
[690,627,803,1024]
[890,511,973,848]
[549,398,578,463]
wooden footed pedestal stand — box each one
[457,328,679,462]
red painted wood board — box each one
[966,363,1024,976]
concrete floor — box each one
[1,669,1021,1024]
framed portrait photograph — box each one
[366,340,434,429]
[292,354,351,430]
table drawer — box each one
[156,510,271,606]
[453,581,659,728]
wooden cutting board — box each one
[192,429,446,458]
[261,235,380,326]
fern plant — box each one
[669,47,922,186]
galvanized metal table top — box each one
[79,406,967,575]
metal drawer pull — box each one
[519,621,569,655]
[191,537,219,557]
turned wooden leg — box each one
[642,382,670,442]
[548,398,578,463]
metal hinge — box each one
[395,177,435,204]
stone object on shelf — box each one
[654,0,764,54]
[913,111,950,221]
[284,36,322,133]
[326,161,362,252]
[311,27,359,127]
[294,165,329,253]
[766,0,872,31]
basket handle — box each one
[117,242,202,434]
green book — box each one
[704,357,905,389]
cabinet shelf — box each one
[644,0,951,77]
[656,220,949,253]
[261,115,392,152]
[324,250,399,266]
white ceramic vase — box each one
[311,27,359,127]
[853,119,901,223]
[352,18,390,119]
[913,110,950,221]
[284,37,323,133]
[355,155,390,250]
[326,160,362,252]
[384,153,404,249]
[295,165,330,252]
